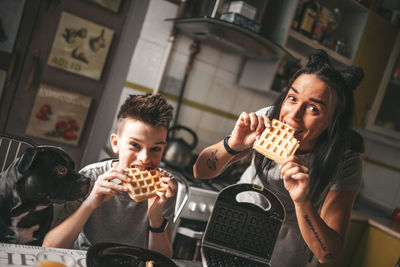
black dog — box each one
[0,146,90,245]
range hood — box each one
[167,17,294,60]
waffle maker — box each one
[200,183,285,267]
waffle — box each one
[253,119,300,164]
[124,167,166,202]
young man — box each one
[43,94,177,258]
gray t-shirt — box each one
[53,160,176,250]
[238,107,363,267]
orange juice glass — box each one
[35,251,75,267]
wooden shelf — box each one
[286,29,353,66]
[168,17,295,60]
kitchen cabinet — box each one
[0,0,134,165]
[0,0,39,129]
[315,218,400,267]
[279,0,371,67]
[365,32,400,139]
[351,224,400,267]
[353,13,398,128]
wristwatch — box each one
[148,217,168,233]
[223,136,242,155]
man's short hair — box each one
[116,93,173,134]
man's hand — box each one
[83,168,130,209]
[147,174,177,223]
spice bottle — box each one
[299,0,319,38]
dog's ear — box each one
[17,147,38,174]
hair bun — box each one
[341,66,364,91]
[307,49,331,68]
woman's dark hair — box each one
[117,93,173,134]
[254,50,364,203]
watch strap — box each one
[148,217,168,233]
[223,136,242,155]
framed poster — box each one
[87,0,122,13]
[25,83,92,146]
[47,12,114,80]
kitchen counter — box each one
[351,210,400,240]
[352,195,400,240]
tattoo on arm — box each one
[206,149,219,170]
[304,214,328,253]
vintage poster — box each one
[87,0,122,12]
[0,242,87,267]
[25,83,92,146]
[47,12,114,80]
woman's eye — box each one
[309,105,320,114]
[288,95,296,102]
[57,166,67,175]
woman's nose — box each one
[290,105,303,120]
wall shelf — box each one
[286,29,352,66]
[168,17,294,60]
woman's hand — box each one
[229,112,271,152]
[147,174,177,223]
[83,168,130,210]
[280,156,310,204]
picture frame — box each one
[25,83,92,146]
[86,0,122,13]
[47,12,114,80]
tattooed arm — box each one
[280,156,357,263]
[295,190,357,263]
[192,139,249,179]
[193,112,271,179]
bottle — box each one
[321,7,341,50]
[311,8,324,42]
[292,0,305,31]
[298,0,319,38]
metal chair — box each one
[0,133,36,172]
[160,167,190,225]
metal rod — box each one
[172,40,200,128]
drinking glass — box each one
[35,251,75,267]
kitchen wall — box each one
[122,0,276,152]
[93,0,400,215]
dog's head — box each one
[17,146,90,204]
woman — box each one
[193,50,364,266]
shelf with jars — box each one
[283,0,370,68]
[167,0,294,60]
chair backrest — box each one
[0,133,36,172]
[160,167,190,224]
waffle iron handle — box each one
[218,183,285,220]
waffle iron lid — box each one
[203,183,285,260]
[86,242,178,267]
